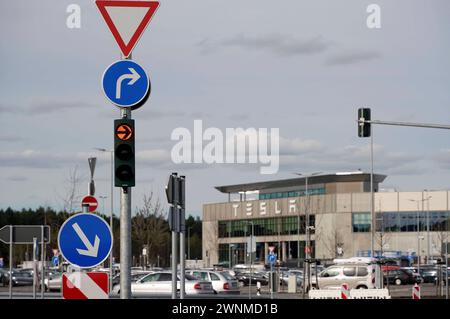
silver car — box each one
[44,272,63,291]
[312,263,376,290]
[111,271,154,295]
[126,271,214,296]
[187,270,240,295]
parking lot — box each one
[0,282,447,299]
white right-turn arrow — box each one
[72,223,100,258]
[115,67,141,99]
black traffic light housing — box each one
[358,108,371,137]
[114,118,135,187]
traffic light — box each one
[358,108,371,137]
[165,173,178,205]
[166,173,186,232]
[114,118,135,187]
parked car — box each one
[0,269,7,286]
[400,267,423,284]
[187,270,240,295]
[280,270,303,287]
[384,269,419,285]
[235,271,269,286]
[2,269,34,286]
[312,263,376,290]
[114,271,214,296]
[43,271,63,291]
[420,268,437,283]
[112,271,153,287]
[419,266,449,284]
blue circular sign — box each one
[58,213,112,268]
[102,60,150,109]
[52,256,59,266]
[268,253,276,264]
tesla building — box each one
[202,172,450,267]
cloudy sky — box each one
[0,0,449,218]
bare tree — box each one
[57,166,83,215]
[321,228,345,259]
[203,221,218,267]
[375,230,391,257]
[433,221,449,258]
[375,209,391,257]
[132,192,168,266]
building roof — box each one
[214,172,387,194]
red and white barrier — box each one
[412,283,420,300]
[341,283,350,299]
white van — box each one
[312,258,377,290]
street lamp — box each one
[229,244,235,269]
[99,196,108,216]
[408,196,432,273]
[187,227,192,260]
[294,171,321,293]
[246,220,254,299]
[94,147,114,293]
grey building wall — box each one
[202,191,450,266]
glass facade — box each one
[352,212,371,232]
[218,216,315,238]
[376,211,450,232]
[353,211,450,233]
[259,188,325,200]
[218,241,316,264]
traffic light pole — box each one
[358,112,450,266]
[171,227,178,299]
[120,107,132,299]
[179,176,186,299]
[365,119,450,130]
[370,131,374,261]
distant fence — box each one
[309,288,391,299]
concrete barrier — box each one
[309,288,391,299]
[350,288,391,299]
[309,289,341,299]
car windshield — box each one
[184,274,198,281]
[220,272,234,281]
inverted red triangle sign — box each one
[96,1,160,58]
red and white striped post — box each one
[412,283,421,300]
[341,283,350,299]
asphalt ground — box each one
[0,283,448,299]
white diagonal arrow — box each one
[115,67,141,99]
[72,223,100,258]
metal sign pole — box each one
[270,262,273,299]
[120,186,131,299]
[180,224,185,299]
[41,225,45,299]
[110,150,114,294]
[9,226,12,299]
[119,106,132,299]
[172,229,178,299]
[33,237,37,299]
[446,222,449,299]
[179,176,186,299]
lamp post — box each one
[187,227,192,260]
[99,195,108,216]
[423,190,432,264]
[408,196,432,273]
[294,172,321,293]
[94,147,114,293]
[229,244,235,269]
[246,220,254,299]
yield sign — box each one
[96,1,160,58]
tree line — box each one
[0,197,202,268]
